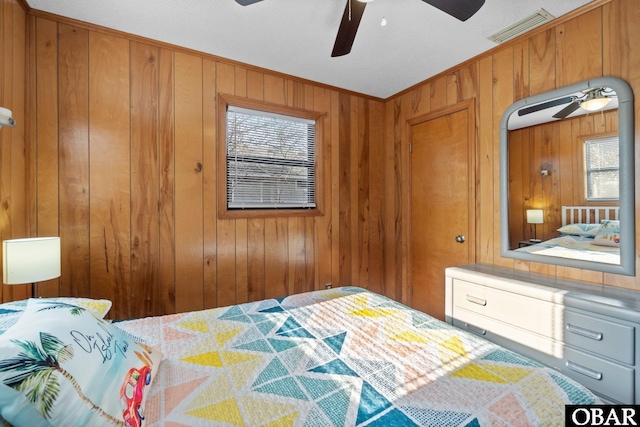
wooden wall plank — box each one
[130,41,160,317]
[368,100,384,294]
[410,83,431,117]
[338,92,351,286]
[88,31,131,318]
[330,91,341,290]
[477,55,494,266]
[58,23,90,298]
[202,58,218,309]
[35,18,59,297]
[529,29,556,96]
[174,51,204,312]
[491,48,514,270]
[430,76,447,111]
[556,8,603,86]
[158,47,176,315]
[358,97,370,289]
[383,97,400,301]
[350,96,360,286]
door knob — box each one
[455,235,466,243]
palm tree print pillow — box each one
[0,297,113,336]
[0,299,162,427]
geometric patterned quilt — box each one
[115,287,600,426]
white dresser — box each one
[445,264,640,404]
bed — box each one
[517,205,621,264]
[0,287,601,426]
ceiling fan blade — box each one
[235,0,263,5]
[422,0,485,21]
[552,101,582,119]
[517,96,574,117]
[331,0,367,57]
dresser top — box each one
[446,264,640,320]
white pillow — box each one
[556,223,601,237]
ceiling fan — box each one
[235,0,486,57]
[517,87,615,119]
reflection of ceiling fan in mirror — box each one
[518,87,616,119]
[235,0,486,57]
[508,86,619,130]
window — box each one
[218,96,323,218]
[585,136,619,201]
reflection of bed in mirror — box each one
[516,205,620,264]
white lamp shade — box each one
[0,107,15,127]
[3,237,61,285]
[526,209,544,224]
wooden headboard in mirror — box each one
[500,76,635,276]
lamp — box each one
[526,209,544,242]
[581,90,611,112]
[0,107,16,128]
[3,237,61,298]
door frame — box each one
[403,99,478,305]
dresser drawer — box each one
[452,307,565,362]
[563,309,635,365]
[453,307,635,404]
[452,279,562,339]
[561,346,634,404]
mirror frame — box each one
[500,76,635,276]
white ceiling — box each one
[26,0,594,99]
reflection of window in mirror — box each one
[584,136,619,202]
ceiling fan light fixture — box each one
[581,96,611,112]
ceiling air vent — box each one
[488,9,555,44]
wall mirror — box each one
[500,76,635,276]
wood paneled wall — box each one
[0,10,390,319]
[0,0,28,303]
[389,0,640,293]
[2,0,640,318]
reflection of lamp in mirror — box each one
[526,209,544,242]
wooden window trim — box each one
[217,94,325,219]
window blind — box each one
[226,106,316,209]
[585,136,619,201]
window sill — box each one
[218,207,324,220]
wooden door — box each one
[409,102,475,320]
